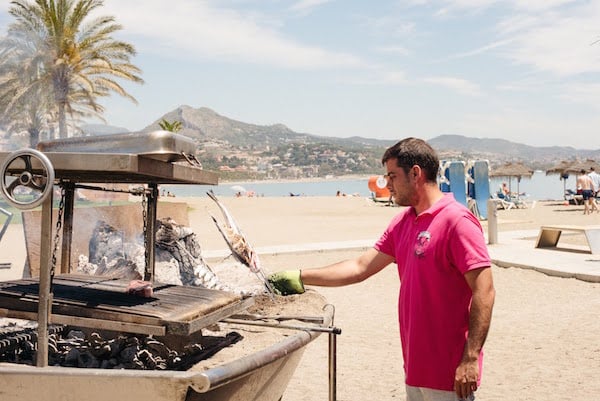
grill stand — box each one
[60,182,75,274]
[36,191,53,367]
[144,183,158,281]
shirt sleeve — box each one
[374,212,405,257]
[448,214,491,274]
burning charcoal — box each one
[144,338,169,360]
[120,344,140,363]
[78,350,100,368]
[108,338,123,359]
[124,336,141,347]
[66,330,86,340]
[88,332,103,346]
[137,349,157,370]
[64,348,79,366]
[183,343,203,354]
[154,357,167,370]
[89,221,126,264]
[90,343,111,358]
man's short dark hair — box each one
[382,137,439,182]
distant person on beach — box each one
[501,182,509,197]
[589,167,600,198]
[269,137,495,401]
[577,169,598,214]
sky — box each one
[2,0,600,149]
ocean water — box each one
[163,170,575,201]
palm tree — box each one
[158,119,183,133]
[0,26,55,147]
[2,0,143,139]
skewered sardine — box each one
[206,190,275,295]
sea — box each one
[162,170,576,201]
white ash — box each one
[76,217,264,295]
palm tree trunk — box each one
[28,127,40,148]
[54,67,69,139]
[57,101,68,139]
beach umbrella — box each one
[546,159,600,198]
[489,162,534,196]
[546,161,572,198]
[561,159,600,175]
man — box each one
[577,169,597,215]
[269,138,495,401]
[589,167,600,198]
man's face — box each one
[384,158,413,206]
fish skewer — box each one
[207,190,276,295]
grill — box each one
[0,131,252,367]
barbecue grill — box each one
[0,131,255,366]
[0,132,338,401]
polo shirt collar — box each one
[410,193,455,219]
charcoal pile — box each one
[0,323,242,371]
[77,217,261,295]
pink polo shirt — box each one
[374,193,491,391]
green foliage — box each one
[0,0,144,144]
[158,119,183,132]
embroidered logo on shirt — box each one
[414,230,431,257]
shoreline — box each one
[218,173,372,186]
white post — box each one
[487,199,498,244]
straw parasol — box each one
[561,159,600,174]
[546,159,600,197]
[489,162,534,196]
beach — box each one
[1,195,600,400]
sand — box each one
[1,195,600,400]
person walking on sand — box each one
[269,137,495,401]
[577,169,598,214]
[589,167,600,198]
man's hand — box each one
[454,359,479,400]
[268,270,305,295]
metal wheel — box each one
[0,149,55,210]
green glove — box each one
[268,270,305,295]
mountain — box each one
[82,106,599,168]
[141,105,395,149]
[428,134,599,164]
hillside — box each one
[428,135,599,166]
[77,106,600,178]
[141,105,395,150]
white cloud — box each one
[434,38,513,63]
[510,0,578,12]
[290,0,333,15]
[375,45,411,56]
[423,76,482,96]
[452,107,598,148]
[557,82,600,110]
[99,0,365,70]
[502,6,600,76]
[435,0,576,13]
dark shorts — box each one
[582,189,594,200]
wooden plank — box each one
[0,275,252,336]
[165,297,255,336]
[0,308,166,336]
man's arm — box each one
[269,248,395,294]
[454,267,495,399]
[301,248,395,286]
